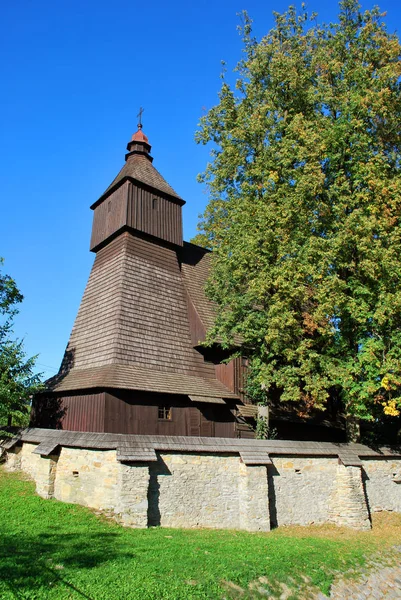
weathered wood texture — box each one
[51,365,238,399]
[99,152,183,204]
[104,392,236,437]
[184,288,206,347]
[32,391,237,437]
[127,183,182,246]
[236,422,256,439]
[60,233,218,379]
[31,392,106,432]
[60,393,106,432]
[215,358,248,404]
[90,181,183,251]
[10,428,387,460]
[90,182,129,251]
[41,130,258,438]
[180,243,216,336]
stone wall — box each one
[269,457,338,527]
[54,447,120,512]
[4,442,401,532]
[148,453,241,529]
[328,464,371,530]
[363,459,401,514]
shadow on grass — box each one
[0,529,134,599]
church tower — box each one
[34,122,251,438]
[90,123,184,252]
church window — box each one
[108,201,112,213]
[152,198,158,210]
[158,405,172,420]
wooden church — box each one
[32,123,254,438]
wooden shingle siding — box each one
[12,429,394,465]
[40,129,255,437]
[53,364,238,398]
[62,233,215,377]
[185,289,207,347]
[181,243,216,335]
[181,243,243,348]
[97,153,183,204]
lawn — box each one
[0,467,400,600]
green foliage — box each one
[195,1,401,423]
[2,468,400,599]
[255,415,279,440]
[0,258,42,429]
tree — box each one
[195,0,401,432]
[0,258,42,430]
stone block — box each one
[239,462,270,532]
[328,464,371,530]
[5,446,22,471]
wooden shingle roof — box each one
[48,233,238,402]
[96,154,183,205]
[5,428,401,466]
[51,364,238,399]
[180,242,242,347]
[47,130,242,406]
[181,243,216,334]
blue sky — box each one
[1,0,400,380]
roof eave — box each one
[91,176,185,210]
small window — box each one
[108,201,112,213]
[158,405,172,420]
[152,198,158,210]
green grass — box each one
[0,467,400,600]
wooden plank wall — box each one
[215,358,249,404]
[185,290,206,346]
[90,183,129,250]
[33,391,243,438]
[60,393,106,432]
[90,182,183,251]
[127,183,183,246]
[104,392,236,437]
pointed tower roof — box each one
[92,124,184,208]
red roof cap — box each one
[131,124,149,144]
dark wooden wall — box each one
[31,392,105,432]
[127,183,183,247]
[90,183,129,251]
[61,393,106,432]
[104,392,236,437]
[32,390,238,438]
[215,358,248,404]
[90,181,183,251]
[184,290,207,347]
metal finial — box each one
[137,106,144,129]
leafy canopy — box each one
[0,258,42,429]
[195,0,401,421]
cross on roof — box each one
[137,106,144,128]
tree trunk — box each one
[346,415,360,443]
